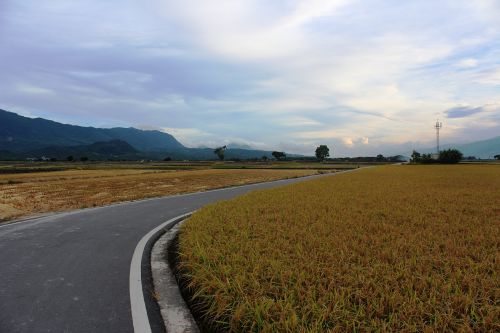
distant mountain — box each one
[417,136,500,159]
[451,136,500,158]
[0,109,283,160]
[24,139,140,160]
[0,109,183,152]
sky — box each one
[1,0,499,156]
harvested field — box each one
[0,168,319,221]
[178,165,500,332]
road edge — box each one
[130,212,192,333]
[146,166,372,331]
[151,217,200,333]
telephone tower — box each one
[434,120,442,154]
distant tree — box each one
[410,150,421,163]
[376,154,385,162]
[80,156,88,162]
[439,149,463,164]
[50,158,58,162]
[214,146,227,161]
[163,156,172,161]
[315,145,330,161]
[67,155,74,162]
[262,155,268,161]
[421,153,434,164]
[272,151,286,161]
[494,154,500,160]
[465,156,477,161]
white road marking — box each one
[129,212,193,333]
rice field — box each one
[177,165,500,332]
[0,168,319,221]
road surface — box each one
[0,175,323,333]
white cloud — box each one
[282,0,353,27]
[456,58,478,68]
[17,84,54,95]
[342,137,354,148]
[473,68,500,85]
[151,0,353,61]
[1,0,500,155]
[162,127,213,147]
[280,116,321,127]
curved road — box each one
[0,175,323,333]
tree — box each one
[261,155,268,161]
[421,153,434,163]
[163,156,172,161]
[410,150,421,163]
[439,149,463,164]
[315,145,330,161]
[67,155,74,162]
[376,154,385,162]
[272,151,286,161]
[494,154,500,160]
[80,156,88,162]
[214,146,227,161]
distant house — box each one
[26,156,51,162]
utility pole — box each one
[434,120,442,154]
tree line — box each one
[410,149,463,164]
[212,145,331,161]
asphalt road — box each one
[0,174,324,333]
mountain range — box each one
[1,109,498,160]
[0,109,278,160]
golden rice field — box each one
[0,168,319,221]
[178,165,500,332]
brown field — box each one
[0,167,321,221]
[178,165,500,332]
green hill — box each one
[0,109,184,152]
[0,109,282,160]
[23,139,140,160]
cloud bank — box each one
[0,0,499,156]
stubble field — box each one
[0,166,321,221]
[178,165,500,332]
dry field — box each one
[178,165,500,332]
[0,168,319,221]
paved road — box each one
[0,175,324,333]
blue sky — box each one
[1,0,499,156]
